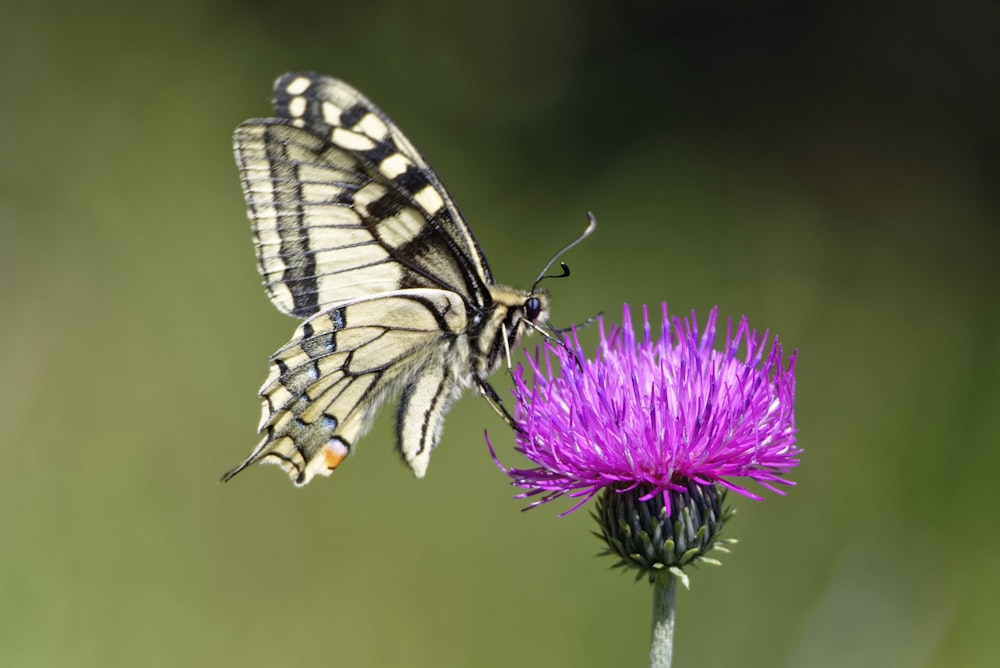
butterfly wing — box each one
[233,72,493,319]
[224,289,473,484]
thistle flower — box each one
[490,304,800,668]
[495,303,798,513]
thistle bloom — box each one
[491,303,799,668]
[493,303,799,513]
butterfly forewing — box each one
[233,73,493,319]
[272,73,494,287]
[234,123,398,316]
[226,72,552,485]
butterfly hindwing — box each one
[396,358,463,478]
[224,289,471,484]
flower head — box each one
[492,304,799,515]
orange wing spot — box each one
[323,440,350,470]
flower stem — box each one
[649,571,676,668]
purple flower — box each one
[492,304,800,514]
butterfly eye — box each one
[525,297,542,322]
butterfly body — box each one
[225,73,550,485]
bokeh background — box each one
[2,0,997,666]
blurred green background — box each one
[2,0,997,666]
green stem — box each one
[649,571,676,668]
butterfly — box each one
[223,72,594,485]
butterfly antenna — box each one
[531,212,597,292]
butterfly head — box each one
[509,288,551,350]
[516,290,556,343]
[486,214,599,366]
[524,294,545,325]
[487,285,551,331]
[475,284,549,375]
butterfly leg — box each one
[475,375,523,433]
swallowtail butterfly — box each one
[223,72,593,485]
